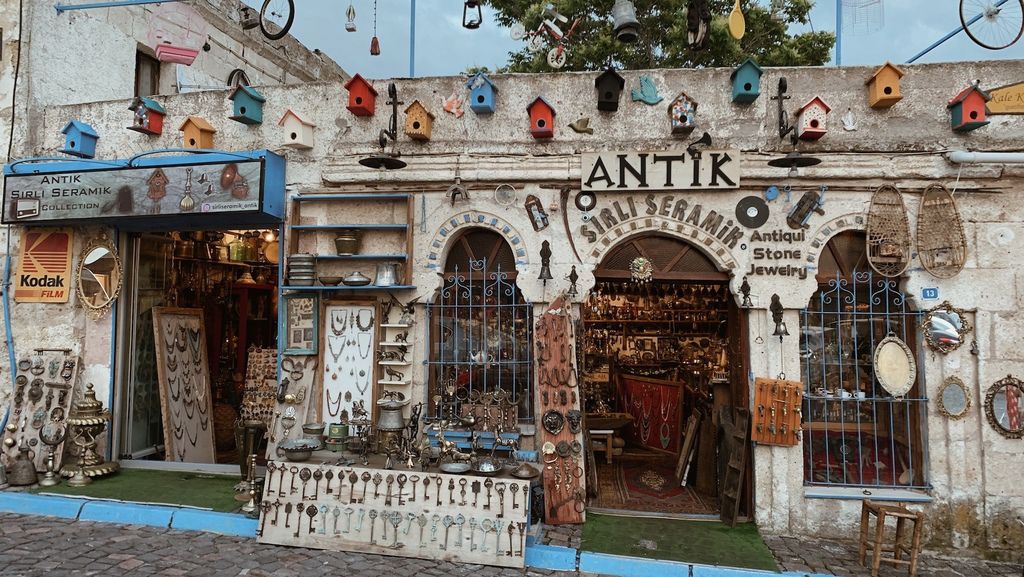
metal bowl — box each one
[342,271,372,286]
[279,439,318,462]
[471,457,503,477]
[318,276,343,286]
[439,462,471,475]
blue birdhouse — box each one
[228,85,266,125]
[466,72,497,115]
[730,58,763,104]
[60,120,99,159]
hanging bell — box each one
[539,240,553,283]
[772,320,790,338]
[611,0,640,42]
[538,264,553,282]
[463,1,483,29]
[370,36,380,56]
[345,3,357,32]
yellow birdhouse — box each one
[865,62,905,109]
[179,116,216,149]
[404,100,435,141]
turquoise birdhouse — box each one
[730,58,762,103]
[466,72,497,114]
[947,82,991,133]
[60,120,99,159]
[228,85,266,125]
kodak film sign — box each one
[15,228,73,303]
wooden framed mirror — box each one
[75,232,122,320]
[923,301,972,354]
[985,375,1024,439]
[937,376,971,420]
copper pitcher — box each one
[7,445,37,486]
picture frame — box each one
[282,293,318,355]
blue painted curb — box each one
[692,563,782,576]
[579,551,689,577]
[171,508,258,537]
[0,492,84,519]
[525,543,578,572]
[79,500,176,528]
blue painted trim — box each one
[3,149,273,175]
[55,0,185,13]
[0,492,85,519]
[580,552,688,577]
[171,509,258,537]
[692,563,781,576]
[524,543,577,572]
[79,500,175,527]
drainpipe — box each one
[1,236,16,433]
[946,150,1024,164]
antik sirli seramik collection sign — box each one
[581,149,740,192]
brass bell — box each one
[773,320,790,338]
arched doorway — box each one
[582,233,749,518]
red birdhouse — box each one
[345,74,377,117]
[947,82,991,133]
[795,96,831,141]
[527,96,556,139]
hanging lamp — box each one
[370,0,380,55]
[346,2,356,32]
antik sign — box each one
[581,149,741,192]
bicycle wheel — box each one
[260,0,295,41]
[960,0,1023,50]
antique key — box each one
[469,517,479,551]
[372,473,383,499]
[313,469,324,497]
[493,520,504,558]
[389,513,401,548]
[368,510,378,544]
[507,522,515,556]
[360,472,372,503]
[495,482,506,518]
[441,515,454,550]
[430,514,441,542]
[343,507,354,533]
[381,510,389,542]
[396,474,407,506]
[325,470,335,494]
[455,514,465,547]
[448,478,455,504]
[480,519,494,553]
[265,462,277,494]
[349,472,360,503]
[435,476,443,506]
[517,522,526,556]
[458,478,467,505]
[511,483,520,509]
[288,466,299,495]
[417,514,428,548]
[354,508,366,532]
[257,501,271,537]
[305,504,317,535]
[271,500,282,526]
[403,512,416,535]
[385,474,395,506]
[292,502,304,538]
[408,475,419,502]
[318,505,328,534]
[299,468,312,499]
[422,476,431,501]
[284,502,293,528]
[484,479,494,510]
[472,480,481,506]
[332,507,342,535]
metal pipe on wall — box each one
[947,150,1024,164]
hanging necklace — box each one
[328,335,345,363]
[356,309,374,333]
[184,397,197,420]
[199,410,209,432]
[639,390,653,444]
[185,423,199,447]
[331,311,348,336]
[357,332,372,360]
[176,326,188,352]
[326,389,343,417]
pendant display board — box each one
[152,307,216,463]
[257,461,530,568]
[621,375,682,454]
[322,302,379,423]
[917,183,967,279]
[535,296,585,525]
[750,378,803,446]
[265,356,318,459]
[241,347,278,428]
[1,351,81,472]
[866,185,912,277]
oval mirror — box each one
[76,233,122,320]
[985,375,1024,439]
[924,301,972,354]
[874,335,916,397]
[937,376,970,420]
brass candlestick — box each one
[63,384,119,482]
[38,421,68,487]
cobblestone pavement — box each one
[0,513,579,577]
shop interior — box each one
[581,234,747,518]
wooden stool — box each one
[589,429,614,464]
[858,500,925,577]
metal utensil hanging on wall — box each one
[346,2,356,32]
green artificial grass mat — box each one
[32,468,242,513]
[581,512,779,572]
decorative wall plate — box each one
[937,376,971,420]
[866,184,912,277]
[873,335,916,397]
[917,183,967,279]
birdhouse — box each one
[466,72,498,114]
[345,74,377,117]
[228,85,266,125]
[730,58,763,104]
[527,96,556,139]
[278,109,316,150]
[404,100,435,141]
[865,62,904,109]
[60,120,99,159]
[127,96,166,136]
[668,92,698,136]
[179,116,216,149]
[795,97,831,141]
[595,67,625,112]
[947,82,991,133]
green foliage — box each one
[482,0,835,72]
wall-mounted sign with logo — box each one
[988,82,1024,115]
[580,149,741,192]
[15,228,73,303]
[2,150,285,230]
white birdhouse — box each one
[278,109,316,150]
[795,97,831,141]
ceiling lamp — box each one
[767,151,821,177]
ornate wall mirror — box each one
[923,301,972,354]
[937,376,971,420]
[75,232,122,320]
[874,335,916,397]
[985,375,1024,439]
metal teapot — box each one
[7,445,38,486]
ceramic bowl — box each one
[318,276,343,286]
[439,462,471,474]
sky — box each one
[259,0,1024,79]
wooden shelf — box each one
[378,360,411,366]
[281,285,416,291]
[381,323,412,328]
[377,380,411,386]
[314,254,409,261]
[379,342,411,347]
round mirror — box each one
[985,375,1024,439]
[937,376,970,419]
[76,234,122,320]
[924,301,972,354]
[874,335,916,397]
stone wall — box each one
[11,59,1024,554]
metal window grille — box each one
[800,272,929,489]
[425,260,534,421]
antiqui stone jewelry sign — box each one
[580,149,741,192]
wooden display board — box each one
[241,347,277,427]
[152,307,216,462]
[265,355,318,458]
[751,377,803,446]
[257,462,530,569]
[1,351,81,471]
[321,301,379,423]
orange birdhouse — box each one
[948,82,991,133]
[865,62,904,109]
[404,100,435,141]
[527,96,556,139]
[345,74,378,117]
[179,116,216,149]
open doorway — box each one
[582,234,749,518]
